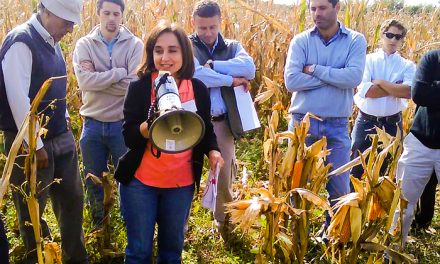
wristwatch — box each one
[309,64,316,74]
[207,60,214,70]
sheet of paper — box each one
[181,99,197,113]
[234,85,261,132]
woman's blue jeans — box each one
[119,178,194,264]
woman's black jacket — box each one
[114,73,220,190]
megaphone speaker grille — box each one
[149,110,205,153]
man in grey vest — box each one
[0,0,88,263]
[190,0,256,242]
[73,0,143,228]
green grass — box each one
[1,132,440,263]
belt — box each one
[359,111,401,123]
[211,114,227,122]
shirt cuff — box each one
[225,75,234,87]
[36,137,44,150]
[402,80,412,87]
[312,64,322,77]
[357,82,374,98]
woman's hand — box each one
[208,150,224,171]
[140,121,149,138]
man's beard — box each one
[106,23,118,32]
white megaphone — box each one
[149,71,205,153]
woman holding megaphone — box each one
[114,20,223,263]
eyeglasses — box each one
[384,32,403,40]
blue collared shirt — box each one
[99,30,120,68]
[193,35,255,116]
[311,26,342,46]
[284,23,367,118]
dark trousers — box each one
[413,172,437,228]
[4,131,88,264]
[0,214,8,264]
[350,111,402,179]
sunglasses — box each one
[384,32,403,40]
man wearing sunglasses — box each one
[351,19,416,179]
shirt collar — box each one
[311,22,347,45]
[200,35,219,54]
[378,48,400,58]
[98,29,120,45]
[29,14,55,47]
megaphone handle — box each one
[154,73,170,91]
[150,144,161,159]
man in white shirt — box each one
[351,19,416,179]
[0,0,88,263]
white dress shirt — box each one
[1,14,67,149]
[354,48,416,117]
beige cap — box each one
[41,0,83,24]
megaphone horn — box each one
[149,72,205,154]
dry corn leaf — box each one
[360,242,416,264]
[276,232,293,263]
[251,187,274,202]
[254,90,274,105]
[86,173,102,185]
[375,177,396,212]
[270,110,279,132]
[328,147,372,176]
[277,131,297,141]
[44,242,62,264]
[306,137,327,158]
[350,176,366,201]
[386,182,402,231]
[280,143,297,178]
[262,139,273,162]
[291,188,332,216]
[350,207,362,245]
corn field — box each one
[1,0,440,263]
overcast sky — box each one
[273,0,439,6]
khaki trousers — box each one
[391,133,440,246]
[212,119,236,222]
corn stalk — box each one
[227,112,331,263]
[326,128,416,264]
[0,76,65,264]
[85,171,121,259]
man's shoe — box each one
[216,220,232,241]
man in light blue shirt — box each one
[284,0,367,228]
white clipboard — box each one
[234,85,261,132]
